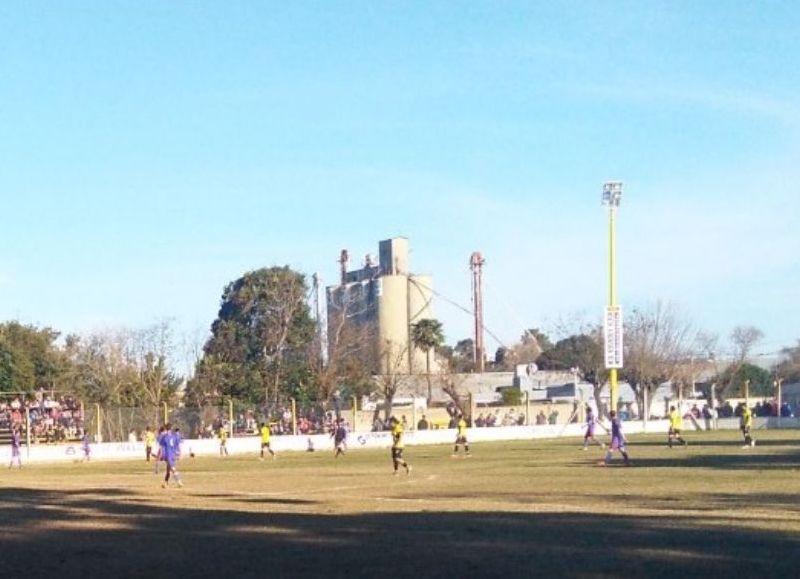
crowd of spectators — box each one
[714,399,795,419]
[0,392,84,443]
[198,406,337,439]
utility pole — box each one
[470,252,486,373]
[339,250,349,284]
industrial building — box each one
[326,237,435,375]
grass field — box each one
[2,430,800,578]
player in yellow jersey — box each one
[667,406,687,448]
[453,414,471,457]
[740,404,755,448]
[260,422,276,461]
[389,416,411,475]
[218,425,229,457]
[144,426,156,462]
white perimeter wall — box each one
[13,417,799,465]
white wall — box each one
[13,417,797,465]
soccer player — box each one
[80,429,91,462]
[331,418,347,458]
[173,426,183,460]
[259,422,275,461]
[154,425,167,474]
[453,414,470,457]
[600,410,631,466]
[740,404,755,448]
[161,423,183,488]
[8,427,22,469]
[219,424,229,457]
[144,426,156,462]
[667,406,688,448]
[389,416,411,475]
[582,406,605,450]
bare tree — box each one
[374,340,411,423]
[433,354,472,418]
[622,302,693,419]
[131,320,181,408]
[307,300,376,409]
[718,325,764,397]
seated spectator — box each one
[417,415,430,430]
[548,410,559,425]
[475,413,485,428]
[536,410,547,425]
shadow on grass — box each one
[630,438,800,448]
[619,451,800,471]
[604,491,800,514]
[193,493,319,506]
[1,488,799,579]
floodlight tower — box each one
[470,252,486,373]
[602,182,623,413]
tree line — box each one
[2,266,798,418]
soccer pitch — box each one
[2,431,800,578]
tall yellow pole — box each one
[228,398,234,437]
[608,204,618,413]
[291,397,298,435]
[163,402,169,425]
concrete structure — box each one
[327,237,435,375]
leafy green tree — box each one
[537,330,608,416]
[776,341,800,383]
[411,318,445,403]
[0,322,63,393]
[721,363,772,397]
[719,325,764,397]
[194,267,315,404]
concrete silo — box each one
[328,236,436,376]
[377,274,410,374]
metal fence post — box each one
[25,406,31,458]
[525,391,530,426]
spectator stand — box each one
[0,390,86,450]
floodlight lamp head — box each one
[602,181,623,207]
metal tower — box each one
[470,252,486,373]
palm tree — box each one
[411,319,445,404]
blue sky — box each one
[1,1,798,361]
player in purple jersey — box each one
[581,406,606,450]
[8,427,22,469]
[599,410,631,466]
[331,418,348,458]
[161,423,183,488]
[80,429,91,462]
[173,427,183,460]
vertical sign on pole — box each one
[604,306,624,369]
